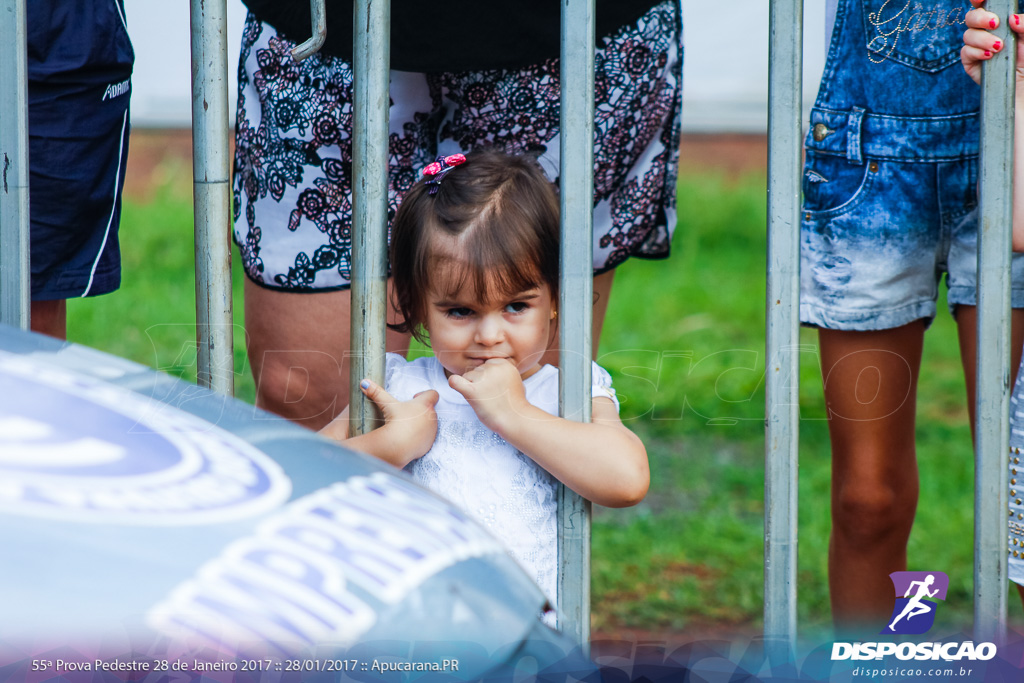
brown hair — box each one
[389,149,560,344]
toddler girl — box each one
[320,149,649,612]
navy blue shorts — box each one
[28,0,134,301]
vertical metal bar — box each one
[349,0,390,437]
[765,0,802,660]
[558,0,595,646]
[190,0,234,395]
[0,0,30,330]
[975,0,1015,645]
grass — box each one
[68,160,257,403]
[66,153,1020,641]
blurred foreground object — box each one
[0,324,594,678]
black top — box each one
[241,0,664,72]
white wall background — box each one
[124,0,830,133]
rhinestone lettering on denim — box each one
[866,1,967,65]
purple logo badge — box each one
[882,571,949,635]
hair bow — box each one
[422,154,467,194]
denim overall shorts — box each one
[800,0,1024,330]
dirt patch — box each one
[678,133,767,181]
[122,129,768,202]
[123,128,196,202]
[593,559,760,643]
[600,560,717,606]
[591,622,761,651]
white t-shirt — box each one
[383,353,619,607]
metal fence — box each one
[1,0,1016,655]
[0,0,597,644]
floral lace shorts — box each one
[232,1,683,290]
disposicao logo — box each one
[882,570,949,635]
[831,570,997,664]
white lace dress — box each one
[384,353,619,608]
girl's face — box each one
[424,274,556,380]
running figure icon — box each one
[887,574,939,632]
[882,571,949,635]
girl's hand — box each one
[448,359,529,435]
[962,2,1024,86]
[356,379,439,466]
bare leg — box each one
[30,299,67,340]
[820,322,925,633]
[956,305,1024,610]
[541,269,616,366]
[954,306,1024,436]
[244,279,411,430]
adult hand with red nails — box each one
[962,0,1024,87]
[962,0,1024,251]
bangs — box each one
[428,248,546,305]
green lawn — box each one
[66,160,1021,640]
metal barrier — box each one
[343,0,598,644]
[189,0,325,396]
[13,0,1011,654]
[349,0,391,437]
[0,0,595,642]
[0,0,30,330]
[557,0,597,647]
[765,0,802,661]
[189,0,234,395]
[975,0,1016,645]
